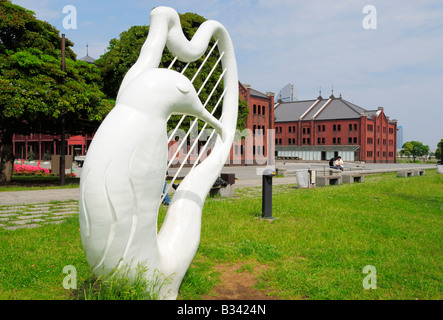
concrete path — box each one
[0,188,80,206]
[0,200,79,231]
[0,177,300,206]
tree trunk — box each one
[0,130,14,185]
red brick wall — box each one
[361,108,397,163]
[230,83,274,165]
[275,119,361,148]
[275,107,397,163]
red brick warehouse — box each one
[227,82,275,165]
[274,93,397,163]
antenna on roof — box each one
[330,84,335,99]
[317,86,322,99]
[316,86,323,100]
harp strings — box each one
[162,40,226,200]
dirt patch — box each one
[203,261,277,300]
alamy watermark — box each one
[362,5,377,30]
[62,5,77,30]
[362,265,377,289]
[166,125,275,167]
[62,265,77,290]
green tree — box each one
[435,139,442,163]
[401,142,413,158]
[0,0,112,184]
[96,12,249,133]
[401,141,429,163]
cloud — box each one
[12,0,61,21]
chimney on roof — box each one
[243,84,251,89]
[266,92,275,97]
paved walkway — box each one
[0,200,78,231]
[0,188,80,206]
[0,162,437,206]
[0,177,300,206]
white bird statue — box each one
[78,6,238,300]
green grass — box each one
[0,176,79,192]
[0,171,441,300]
[0,217,91,299]
[76,262,172,300]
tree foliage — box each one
[0,0,112,184]
[436,140,442,161]
[0,48,112,133]
[401,141,430,162]
[0,0,76,59]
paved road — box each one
[0,161,438,206]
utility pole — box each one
[60,34,66,186]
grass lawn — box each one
[0,171,441,300]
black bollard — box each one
[261,168,275,219]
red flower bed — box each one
[13,164,50,176]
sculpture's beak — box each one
[194,106,225,142]
[174,78,225,141]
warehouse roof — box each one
[275,95,372,122]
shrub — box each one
[42,151,52,161]
[27,150,36,161]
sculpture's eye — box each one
[177,81,192,94]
